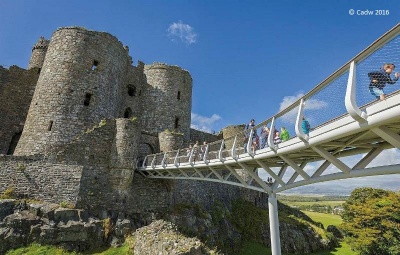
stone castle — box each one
[0,26,263,213]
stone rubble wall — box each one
[0,66,39,155]
[189,128,222,145]
[0,155,83,205]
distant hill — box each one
[282,176,400,196]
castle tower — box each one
[142,63,192,141]
[15,27,131,156]
[28,36,49,70]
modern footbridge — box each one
[138,24,400,255]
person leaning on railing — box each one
[280,127,290,142]
[368,63,399,101]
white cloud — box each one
[278,93,328,124]
[191,113,221,133]
[167,21,197,45]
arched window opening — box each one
[174,117,180,129]
[124,107,132,118]
[177,91,181,100]
[128,85,136,97]
[48,120,53,131]
[84,93,92,106]
[7,132,22,155]
[92,60,99,70]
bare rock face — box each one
[133,220,218,255]
[0,200,105,254]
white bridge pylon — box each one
[138,24,400,255]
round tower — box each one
[15,27,131,156]
[142,63,192,141]
[159,130,184,152]
[28,36,50,70]
[222,124,246,149]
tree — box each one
[341,187,400,255]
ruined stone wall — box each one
[0,66,39,155]
[159,131,184,152]
[138,131,160,158]
[121,62,145,119]
[27,36,49,70]
[172,179,268,210]
[189,128,222,145]
[142,63,192,142]
[15,27,131,156]
[0,155,83,204]
[110,118,140,169]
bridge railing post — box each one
[161,152,167,168]
[189,146,195,165]
[151,154,156,169]
[174,150,180,167]
[345,61,368,122]
[247,129,254,156]
[218,140,225,162]
[295,99,309,142]
[142,155,148,168]
[269,193,282,255]
[268,117,277,151]
[203,143,210,163]
[231,135,238,159]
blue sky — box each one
[1,0,399,132]
[1,0,399,193]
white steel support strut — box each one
[371,126,400,149]
[269,193,281,255]
[311,145,351,174]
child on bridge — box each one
[368,63,399,100]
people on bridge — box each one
[260,125,270,149]
[193,141,199,161]
[200,141,207,160]
[280,126,290,142]
[244,119,258,153]
[186,144,192,157]
[302,116,311,137]
[368,63,399,101]
[273,128,281,145]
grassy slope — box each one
[240,208,358,255]
[283,201,345,207]
[302,211,343,227]
[6,243,131,255]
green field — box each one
[283,201,345,207]
[6,241,132,255]
[302,211,343,227]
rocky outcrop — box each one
[0,199,337,254]
[133,220,218,255]
[0,200,106,253]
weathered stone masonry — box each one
[0,26,265,215]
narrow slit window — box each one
[174,117,180,129]
[37,68,41,74]
[92,60,99,70]
[128,85,136,97]
[48,121,53,131]
[84,93,92,106]
[177,91,181,100]
[124,108,132,118]
[139,90,142,96]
